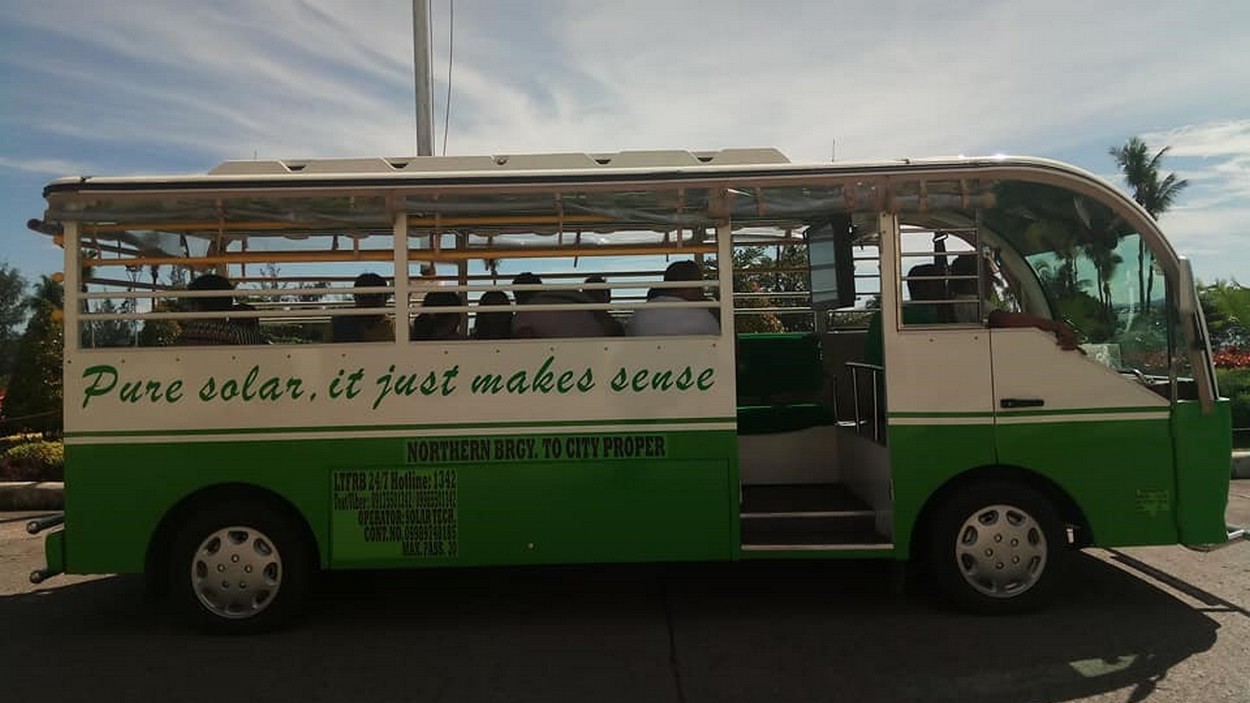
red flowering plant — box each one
[1213,348,1250,369]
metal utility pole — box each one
[413,0,434,156]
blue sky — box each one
[2,0,1249,284]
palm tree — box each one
[1109,137,1190,311]
[27,275,64,315]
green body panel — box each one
[61,430,737,575]
[1172,399,1232,545]
[888,412,1197,552]
[994,417,1178,546]
[53,408,1231,576]
[330,458,732,568]
[64,440,342,574]
[885,423,998,559]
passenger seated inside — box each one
[950,254,1079,350]
[949,255,982,323]
[177,274,264,346]
[230,302,265,344]
[473,290,513,340]
[583,275,624,336]
[332,272,394,342]
[864,263,944,366]
[411,291,464,341]
[511,272,611,338]
[627,260,719,336]
[902,262,945,323]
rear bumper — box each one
[1185,524,1250,552]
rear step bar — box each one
[742,543,893,552]
[1185,524,1249,552]
[740,510,874,519]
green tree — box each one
[1109,137,1190,310]
[706,243,812,333]
[83,299,136,348]
[1200,280,1250,349]
[138,298,184,346]
[4,276,64,433]
[0,262,28,383]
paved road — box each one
[1,483,1247,703]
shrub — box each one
[1216,368,1250,431]
[0,440,64,482]
[0,432,43,453]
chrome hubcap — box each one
[955,504,1047,598]
[191,526,282,619]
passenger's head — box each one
[411,290,464,340]
[512,272,543,304]
[422,291,463,310]
[474,290,513,340]
[583,275,610,305]
[479,290,510,307]
[905,264,945,301]
[353,272,388,309]
[663,260,705,301]
[950,255,979,297]
[187,274,235,313]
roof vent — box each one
[702,148,790,165]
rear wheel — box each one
[169,499,311,633]
[927,482,1067,614]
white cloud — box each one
[0,156,95,176]
[1142,120,1250,160]
[8,0,1249,164]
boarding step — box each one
[741,483,873,517]
[740,484,890,550]
[740,516,891,550]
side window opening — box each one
[76,226,398,348]
[896,223,981,327]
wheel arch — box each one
[908,464,1093,561]
[143,483,321,599]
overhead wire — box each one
[441,0,454,156]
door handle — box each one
[1000,398,1045,409]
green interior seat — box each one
[735,333,833,434]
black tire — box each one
[927,482,1068,615]
[168,498,312,634]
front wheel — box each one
[169,500,312,633]
[927,482,1068,614]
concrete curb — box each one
[0,482,64,511]
[1234,451,1250,480]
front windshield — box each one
[982,181,1174,378]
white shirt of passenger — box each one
[628,295,720,336]
[512,291,606,338]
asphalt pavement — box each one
[0,482,1247,703]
